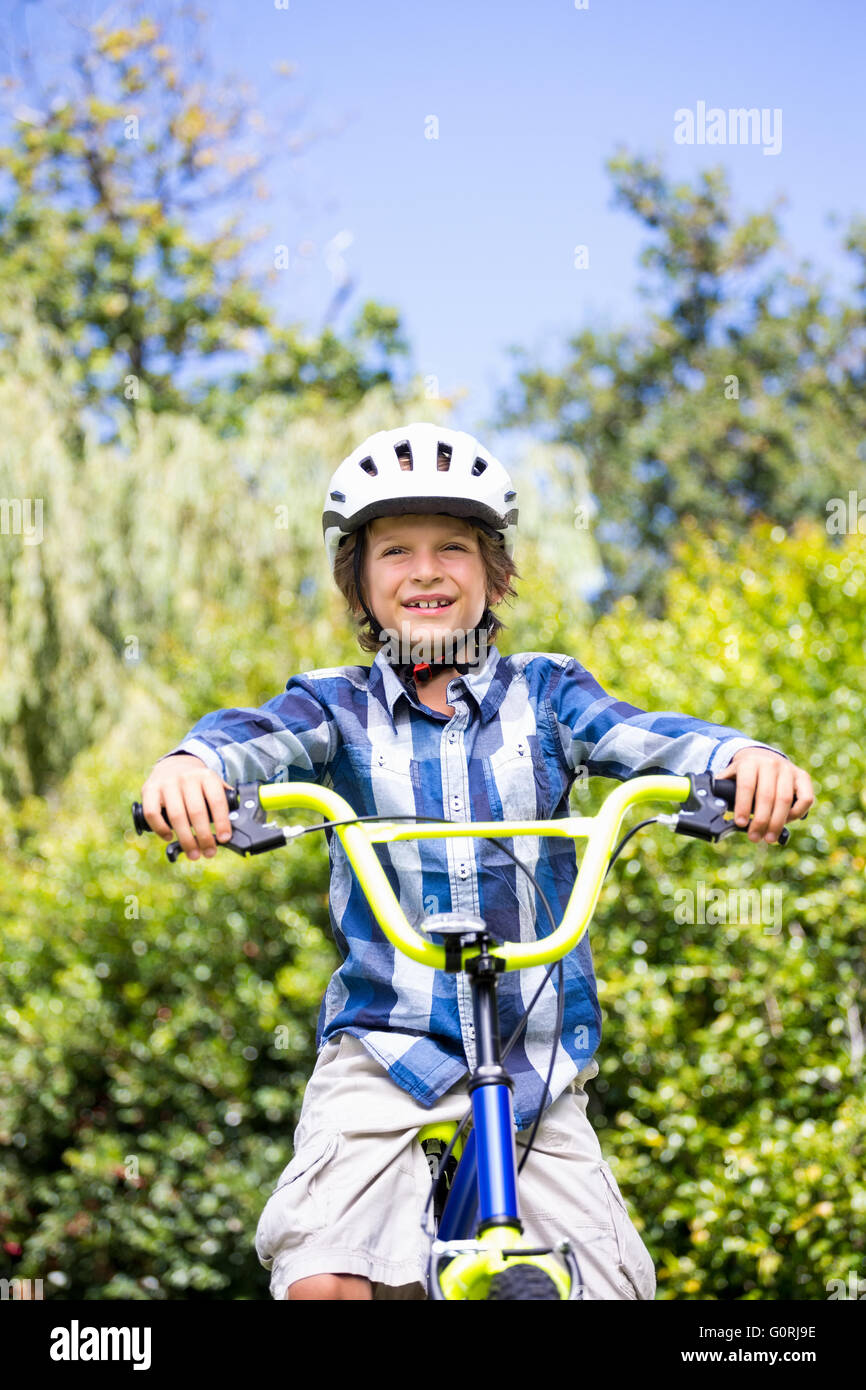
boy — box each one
[140,423,814,1300]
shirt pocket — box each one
[483,741,542,822]
[368,746,414,779]
[346,744,419,814]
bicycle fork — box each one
[426,930,582,1299]
[463,943,520,1234]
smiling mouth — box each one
[402,599,456,610]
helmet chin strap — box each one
[352,527,493,687]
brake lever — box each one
[673,772,791,846]
[214,782,287,858]
[131,781,287,862]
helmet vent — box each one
[358,456,377,476]
[395,441,413,471]
[436,443,452,471]
[471,457,488,476]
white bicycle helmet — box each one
[322,422,518,573]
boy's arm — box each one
[547,656,788,781]
[155,676,336,785]
[546,655,814,842]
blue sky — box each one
[4,0,865,456]
[209,0,865,439]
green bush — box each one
[1,436,861,1297]
[570,517,866,1299]
[0,702,338,1298]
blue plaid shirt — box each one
[162,645,788,1128]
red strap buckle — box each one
[413,661,433,683]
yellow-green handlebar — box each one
[257,776,692,971]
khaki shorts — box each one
[255,1033,656,1301]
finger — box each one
[788,771,815,820]
[181,779,220,856]
[730,764,758,828]
[161,785,201,858]
[748,764,781,840]
[204,773,234,842]
[141,786,174,840]
[763,769,796,842]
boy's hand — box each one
[140,754,235,860]
[714,748,815,843]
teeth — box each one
[406,599,453,609]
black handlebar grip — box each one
[131,801,168,834]
[711,774,802,845]
[131,786,240,835]
[712,777,736,809]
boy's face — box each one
[361,513,500,643]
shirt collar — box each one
[369,643,511,729]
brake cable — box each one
[138,773,798,1250]
[275,806,662,1231]
[137,793,661,1226]
[414,815,665,1231]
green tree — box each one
[0,12,409,445]
[0,290,424,804]
[497,152,866,615]
[1,514,861,1299]
[569,516,864,1298]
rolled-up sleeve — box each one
[546,656,789,781]
[157,677,337,784]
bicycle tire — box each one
[485,1265,562,1301]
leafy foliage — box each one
[0,15,409,442]
[497,152,866,615]
[566,518,865,1299]
[0,707,338,1298]
[0,67,861,1296]
[0,292,422,803]
[1,497,861,1298]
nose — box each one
[410,549,445,583]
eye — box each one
[379,542,468,556]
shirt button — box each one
[452,796,462,811]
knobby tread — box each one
[486,1264,562,1300]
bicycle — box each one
[132,769,796,1300]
